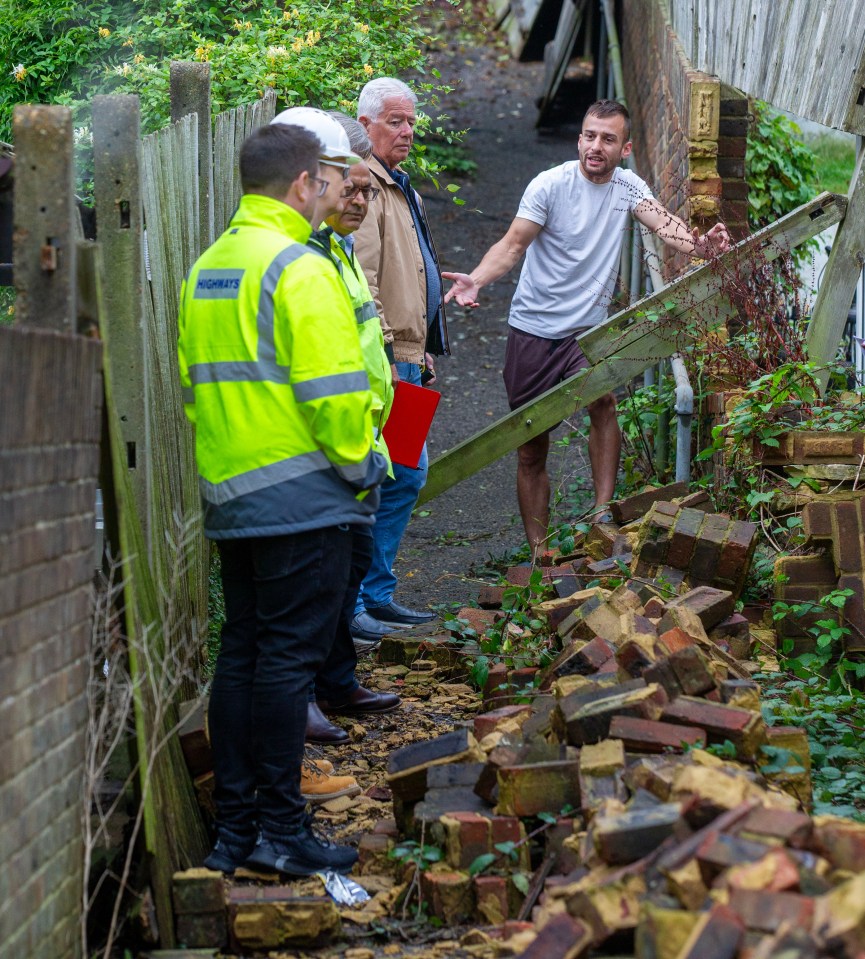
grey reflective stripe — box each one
[332,447,376,485]
[188,244,309,390]
[188,360,290,385]
[292,370,370,402]
[355,300,378,324]
[182,386,195,404]
[199,449,331,505]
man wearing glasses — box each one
[179,115,388,877]
[351,77,450,646]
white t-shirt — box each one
[508,161,653,338]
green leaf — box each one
[511,872,530,895]
[468,852,497,876]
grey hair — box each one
[326,111,373,159]
[357,77,417,122]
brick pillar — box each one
[718,84,750,241]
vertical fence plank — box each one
[12,105,76,329]
[170,61,213,254]
[92,95,150,549]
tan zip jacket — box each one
[353,155,449,364]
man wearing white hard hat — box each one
[180,117,387,877]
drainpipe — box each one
[670,354,694,483]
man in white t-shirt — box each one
[444,100,730,554]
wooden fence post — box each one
[92,94,150,551]
[12,105,76,329]
[170,61,213,254]
[805,147,865,392]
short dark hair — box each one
[239,124,319,196]
[583,99,631,140]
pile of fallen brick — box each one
[358,482,865,959]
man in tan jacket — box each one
[351,76,450,644]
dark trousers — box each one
[209,526,352,838]
[313,525,374,702]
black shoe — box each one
[366,600,435,628]
[306,701,350,745]
[318,685,401,716]
[245,823,359,876]
[350,611,394,642]
[203,831,257,873]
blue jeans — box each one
[356,361,428,611]
[210,526,352,839]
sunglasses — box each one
[319,158,351,179]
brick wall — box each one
[0,326,103,959]
[621,0,749,278]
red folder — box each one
[382,380,441,469]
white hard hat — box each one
[271,106,361,164]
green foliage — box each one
[1,0,452,177]
[746,101,819,236]
[390,840,443,871]
[807,132,857,196]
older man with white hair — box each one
[350,77,450,645]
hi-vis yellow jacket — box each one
[178,193,388,539]
[326,231,394,475]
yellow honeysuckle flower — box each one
[12,64,26,82]
[122,37,134,47]
[133,54,145,64]
[363,63,374,76]
[291,37,304,52]
[359,23,370,33]
[98,27,111,38]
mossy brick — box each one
[441,811,491,869]
[608,715,705,753]
[504,565,533,587]
[420,870,474,923]
[667,508,706,568]
[833,501,865,573]
[172,869,224,914]
[812,817,865,872]
[695,833,777,884]
[539,635,613,689]
[609,481,688,524]
[715,520,758,584]
[565,872,647,945]
[514,912,592,959]
[719,679,760,709]
[615,638,656,678]
[661,697,766,760]
[474,704,533,741]
[473,874,512,924]
[555,593,606,641]
[734,807,812,848]
[667,646,716,696]
[580,739,626,777]
[635,905,702,959]
[229,889,340,949]
[552,678,646,740]
[582,602,629,644]
[176,913,228,949]
[563,684,668,746]
[477,584,506,608]
[838,573,865,651]
[594,802,684,865]
[474,742,571,803]
[415,786,492,828]
[675,903,744,959]
[496,758,581,817]
[665,587,734,631]
[802,500,834,542]
[584,522,619,561]
[776,553,837,588]
[377,633,425,666]
[791,431,864,462]
[586,553,634,576]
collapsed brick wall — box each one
[621,0,749,278]
[0,326,103,959]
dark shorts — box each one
[502,325,589,411]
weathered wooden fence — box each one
[3,70,276,953]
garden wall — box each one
[621,0,749,277]
[0,325,103,959]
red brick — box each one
[545,817,580,874]
[661,696,766,759]
[609,481,688,524]
[665,586,735,631]
[477,584,506,609]
[714,520,758,587]
[812,818,865,872]
[456,606,499,636]
[474,874,511,923]
[776,553,838,588]
[615,638,656,678]
[657,626,696,655]
[474,704,533,741]
[490,815,524,848]
[728,888,814,934]
[421,871,474,923]
[676,903,744,959]
[833,501,865,573]
[504,566,533,588]
[444,812,491,869]
[668,645,716,696]
[802,501,833,542]
[608,714,705,752]
[515,913,592,959]
[734,806,813,848]
[717,135,746,157]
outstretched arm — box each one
[634,198,731,258]
[443,216,543,307]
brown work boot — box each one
[300,759,361,803]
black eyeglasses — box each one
[309,175,330,197]
[319,158,351,179]
[341,184,380,202]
